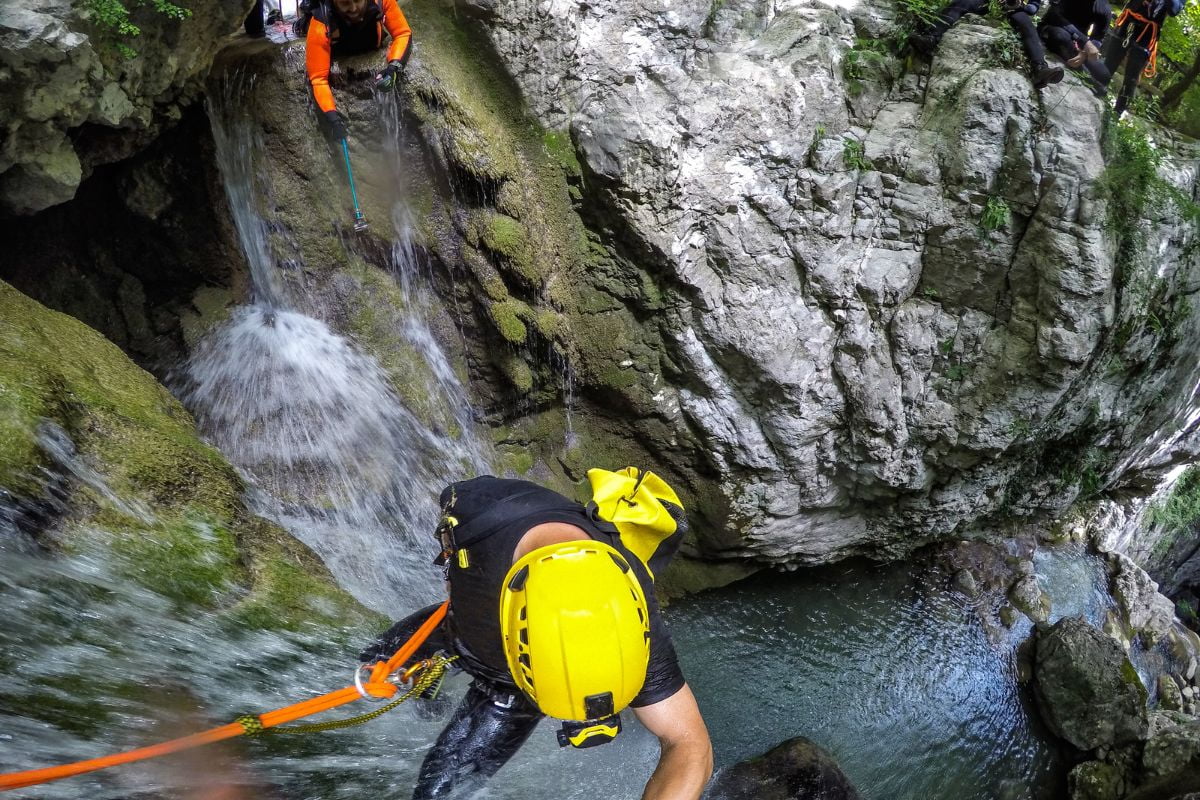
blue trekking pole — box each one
[339,137,368,232]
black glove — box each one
[324,109,348,141]
[374,60,405,91]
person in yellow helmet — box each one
[359,471,713,800]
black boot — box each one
[1033,62,1064,88]
[910,33,940,56]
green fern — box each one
[82,0,193,58]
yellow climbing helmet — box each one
[588,467,683,578]
[499,540,650,723]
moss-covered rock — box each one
[0,280,376,630]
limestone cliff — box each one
[2,0,1199,578]
[0,0,247,214]
[451,0,1200,565]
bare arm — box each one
[632,684,713,800]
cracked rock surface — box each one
[463,0,1200,563]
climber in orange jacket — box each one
[303,0,412,140]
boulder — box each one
[704,737,862,800]
[1141,712,1200,781]
[1159,675,1185,712]
[1010,575,1052,623]
[1068,760,1124,800]
[1110,553,1177,644]
[1033,617,1149,750]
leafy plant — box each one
[938,337,955,355]
[979,195,1011,233]
[843,138,873,171]
[1149,466,1200,536]
[704,0,727,32]
[808,124,827,165]
[82,0,192,58]
[945,363,972,381]
[896,0,945,47]
[1007,417,1033,438]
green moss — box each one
[542,130,582,179]
[226,517,385,632]
[480,212,544,287]
[488,299,529,343]
[498,445,535,475]
[500,354,535,393]
[110,512,243,610]
[0,281,381,636]
[403,0,522,183]
[483,213,527,258]
[532,309,565,341]
[0,280,240,514]
[232,556,379,631]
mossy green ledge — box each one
[0,279,379,631]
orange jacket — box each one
[306,0,412,113]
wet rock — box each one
[704,737,862,800]
[1033,617,1150,750]
[1142,711,1200,780]
[1160,675,1185,712]
[460,0,1200,563]
[1068,760,1123,800]
[1000,604,1020,628]
[953,568,979,597]
[1109,553,1177,645]
[1009,575,1052,623]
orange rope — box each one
[1115,7,1161,78]
[0,601,449,793]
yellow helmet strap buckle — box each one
[556,714,622,749]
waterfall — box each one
[183,72,488,614]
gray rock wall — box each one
[0,0,248,214]
[456,0,1200,564]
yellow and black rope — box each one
[240,654,457,737]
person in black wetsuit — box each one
[359,469,713,800]
[1094,0,1184,117]
[1038,0,1113,87]
[910,0,1066,88]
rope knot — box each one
[235,715,265,736]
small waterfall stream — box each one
[181,73,487,613]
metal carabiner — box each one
[353,663,391,702]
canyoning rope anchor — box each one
[339,137,369,232]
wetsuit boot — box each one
[1033,61,1065,87]
[910,32,940,56]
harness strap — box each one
[1115,8,1161,78]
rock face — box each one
[450,0,1200,564]
[4,0,1200,573]
[0,0,247,215]
[1033,616,1149,750]
[704,737,862,800]
[0,278,375,630]
[1109,551,1178,644]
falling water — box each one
[183,72,488,613]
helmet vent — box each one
[508,565,530,591]
[608,552,630,572]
